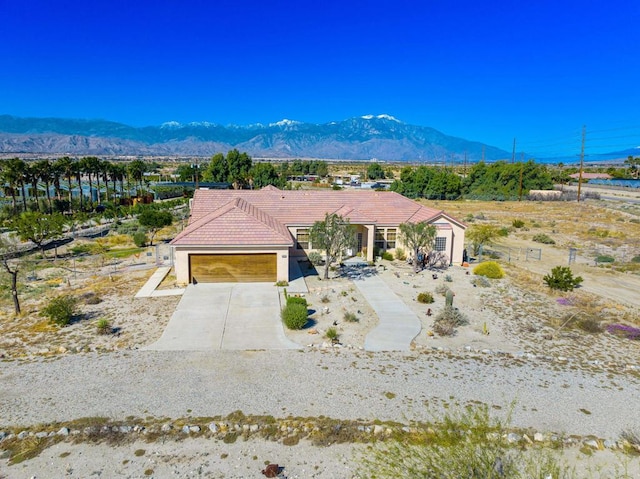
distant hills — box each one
[0,114,511,161]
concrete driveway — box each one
[145,283,301,351]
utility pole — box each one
[511,138,516,164]
[577,126,586,203]
[518,161,524,201]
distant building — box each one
[569,173,612,180]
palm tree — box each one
[127,160,147,198]
[35,159,54,213]
[4,158,28,212]
[25,163,41,210]
[79,157,97,209]
[54,156,75,208]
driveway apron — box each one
[355,275,422,351]
[145,283,299,351]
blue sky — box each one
[1,0,639,158]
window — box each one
[296,229,309,249]
[435,237,447,252]
[375,228,385,250]
[386,228,397,249]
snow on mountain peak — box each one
[160,121,182,129]
[269,119,301,127]
[361,114,402,122]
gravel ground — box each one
[2,349,639,439]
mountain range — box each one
[0,114,511,161]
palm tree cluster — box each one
[0,157,150,214]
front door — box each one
[357,233,363,253]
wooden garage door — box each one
[189,254,277,283]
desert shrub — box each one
[497,227,510,237]
[69,243,93,256]
[576,316,603,334]
[81,291,102,304]
[394,247,406,261]
[417,292,434,304]
[444,274,452,283]
[512,219,525,228]
[432,306,468,336]
[543,266,583,292]
[321,295,330,303]
[132,230,148,247]
[275,280,289,286]
[471,276,491,288]
[307,251,324,265]
[286,296,308,307]
[343,311,358,322]
[434,284,451,296]
[473,261,505,279]
[632,255,640,263]
[381,251,394,261]
[595,255,615,263]
[357,406,575,478]
[325,327,338,340]
[281,303,308,330]
[96,318,112,335]
[532,233,555,244]
[41,295,78,326]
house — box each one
[171,186,466,284]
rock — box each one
[182,425,191,434]
[208,422,218,434]
[161,423,173,433]
[533,432,545,442]
[0,431,6,441]
[584,439,599,449]
[189,426,201,433]
[464,345,472,352]
[506,433,521,444]
[603,439,617,449]
[119,426,132,433]
[249,424,259,433]
[17,431,29,439]
[373,425,384,435]
[481,349,492,355]
[557,356,568,362]
[57,346,68,354]
[35,432,48,439]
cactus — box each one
[445,289,454,307]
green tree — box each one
[367,162,385,180]
[625,156,640,179]
[137,208,173,246]
[249,162,284,188]
[10,211,66,258]
[226,149,252,188]
[35,159,54,212]
[310,213,356,280]
[398,221,437,272]
[466,224,502,256]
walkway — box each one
[144,283,301,351]
[354,274,422,351]
[134,266,185,298]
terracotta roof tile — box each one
[175,188,463,246]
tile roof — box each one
[172,197,294,246]
[174,188,463,247]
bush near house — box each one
[473,261,505,279]
[417,292,434,304]
[286,296,308,307]
[281,303,308,330]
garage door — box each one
[189,254,277,283]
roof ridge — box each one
[228,196,292,242]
